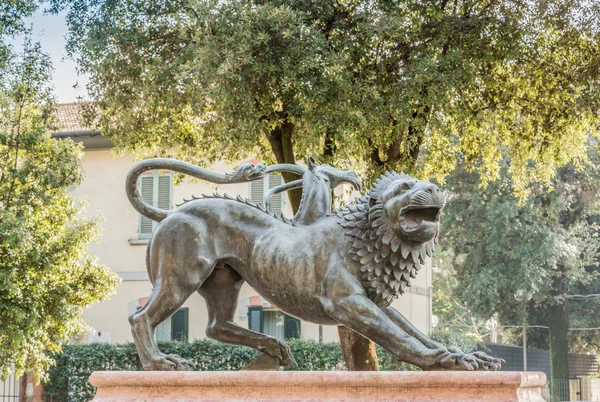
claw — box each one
[164,354,194,371]
[439,352,462,368]
[465,351,503,371]
[461,355,478,371]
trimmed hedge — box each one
[45,339,419,402]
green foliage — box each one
[566,269,600,353]
[0,0,37,38]
[54,0,600,196]
[0,26,119,380]
[44,340,416,402]
[431,247,489,341]
[440,156,600,326]
[436,151,600,370]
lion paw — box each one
[259,338,296,368]
[278,341,297,368]
[434,349,504,371]
[143,354,194,371]
[166,353,195,371]
[435,350,469,370]
[467,351,504,371]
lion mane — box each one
[336,171,438,307]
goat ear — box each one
[307,156,317,170]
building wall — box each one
[74,149,433,345]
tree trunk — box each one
[338,326,380,371]
[266,119,302,211]
[548,270,570,401]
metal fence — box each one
[0,370,19,402]
[487,344,599,378]
[542,378,600,402]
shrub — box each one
[45,339,418,401]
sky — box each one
[8,8,89,103]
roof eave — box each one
[52,130,102,138]
[52,130,113,150]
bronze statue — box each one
[126,157,503,372]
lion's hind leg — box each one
[198,264,296,367]
[130,215,216,371]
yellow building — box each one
[53,103,434,346]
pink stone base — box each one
[89,370,546,401]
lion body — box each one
[151,197,352,325]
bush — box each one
[45,339,418,402]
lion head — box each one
[336,171,446,307]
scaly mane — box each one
[176,193,296,226]
[336,171,437,307]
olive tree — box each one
[0,5,119,378]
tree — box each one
[56,0,600,369]
[432,248,487,338]
[438,154,600,397]
[0,11,119,379]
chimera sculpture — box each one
[125,157,503,372]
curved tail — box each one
[126,158,305,222]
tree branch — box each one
[4,101,24,209]
[386,119,403,163]
[367,138,384,168]
[323,128,336,160]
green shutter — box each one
[171,308,189,341]
[268,174,284,213]
[249,177,264,204]
[139,175,155,238]
[157,174,172,210]
[138,172,173,239]
[248,306,263,333]
[250,175,285,211]
[284,314,301,339]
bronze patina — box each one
[126,157,502,372]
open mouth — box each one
[401,206,441,230]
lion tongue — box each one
[403,210,423,228]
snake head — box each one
[311,161,362,192]
[228,163,267,181]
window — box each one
[249,174,284,214]
[139,171,173,238]
[156,308,189,342]
[247,306,300,340]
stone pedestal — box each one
[89,370,546,401]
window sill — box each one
[129,238,150,245]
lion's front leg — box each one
[384,306,503,371]
[319,266,460,371]
[384,306,445,350]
